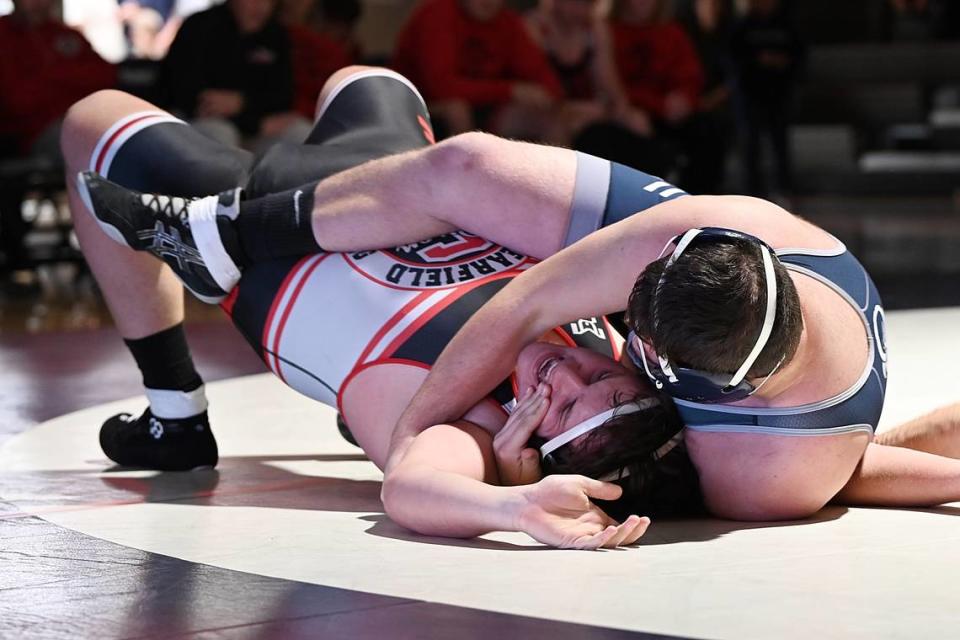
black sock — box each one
[124,323,203,392]
[230,183,323,264]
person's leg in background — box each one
[741,98,766,197]
[677,110,730,195]
[768,94,793,197]
[61,89,252,470]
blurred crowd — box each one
[0,0,957,200]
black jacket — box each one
[161,3,293,134]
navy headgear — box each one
[625,227,786,404]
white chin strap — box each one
[539,397,660,459]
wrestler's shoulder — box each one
[648,194,831,246]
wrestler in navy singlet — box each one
[673,245,888,436]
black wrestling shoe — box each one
[336,413,359,447]
[76,172,241,303]
[100,408,218,471]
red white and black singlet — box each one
[223,231,624,416]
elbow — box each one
[427,131,501,178]
[380,473,401,521]
[380,472,417,532]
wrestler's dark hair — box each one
[543,395,705,518]
[626,238,803,380]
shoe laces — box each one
[141,194,191,225]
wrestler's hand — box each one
[493,383,549,486]
[516,475,650,550]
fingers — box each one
[578,476,624,501]
[573,515,651,550]
[622,516,651,545]
[573,525,618,550]
[603,515,650,548]
[494,383,550,461]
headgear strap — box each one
[539,397,660,459]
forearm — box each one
[308,133,576,260]
[833,443,960,507]
[382,467,522,538]
[874,402,960,458]
[380,422,522,538]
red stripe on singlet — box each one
[378,272,518,360]
[219,286,240,317]
[94,114,159,174]
[552,326,578,347]
[270,254,330,383]
[261,255,315,375]
[352,290,434,371]
[603,316,622,361]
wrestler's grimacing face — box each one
[515,343,651,440]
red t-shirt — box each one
[0,16,115,152]
[287,25,354,120]
[610,20,703,119]
[392,0,562,106]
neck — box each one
[746,325,810,402]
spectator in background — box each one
[525,0,652,146]
[0,0,115,162]
[117,0,177,59]
[279,0,353,120]
[160,0,311,152]
[392,0,563,139]
[610,0,714,190]
[731,0,804,198]
[677,0,734,193]
[318,0,363,62]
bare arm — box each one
[874,402,960,459]
[382,421,516,538]
[308,132,577,261]
[382,421,648,547]
[686,429,871,520]
[833,442,960,507]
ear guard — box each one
[627,227,785,404]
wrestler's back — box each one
[652,194,874,407]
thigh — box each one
[65,90,252,196]
[245,69,434,197]
[100,116,252,196]
[232,71,438,369]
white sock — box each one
[145,385,209,420]
[188,190,242,293]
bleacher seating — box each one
[791,41,960,196]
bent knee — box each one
[63,89,129,131]
[61,90,137,166]
[429,131,501,173]
[315,65,393,116]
